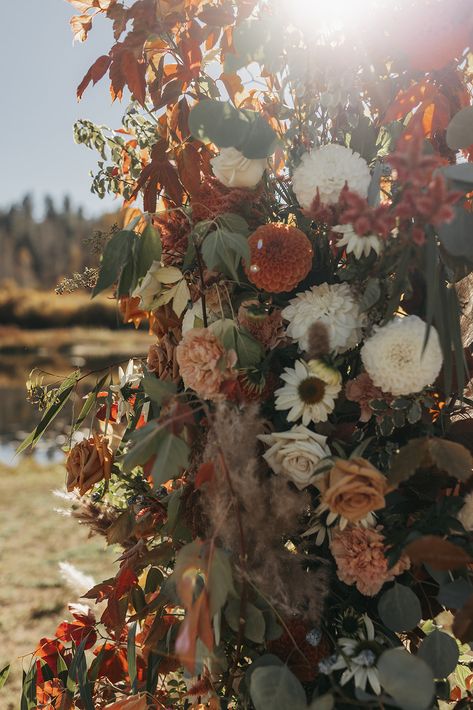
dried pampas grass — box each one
[200,403,328,623]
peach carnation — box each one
[175,327,237,400]
[330,526,410,597]
[244,223,313,293]
[345,372,387,423]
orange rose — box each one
[66,434,113,496]
[319,457,387,523]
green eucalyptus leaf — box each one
[446,106,473,150]
[135,223,162,282]
[93,229,134,297]
[438,579,473,609]
[151,433,189,487]
[309,694,335,710]
[418,630,459,679]
[189,99,249,148]
[378,649,434,710]
[250,665,307,710]
[360,277,381,312]
[202,227,250,281]
[143,373,177,406]
[225,599,266,644]
[378,583,422,632]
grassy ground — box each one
[0,460,116,708]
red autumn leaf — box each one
[104,695,148,710]
[384,82,437,123]
[93,643,128,683]
[198,3,235,26]
[176,143,202,195]
[404,535,473,570]
[77,54,112,99]
[116,567,138,597]
[195,462,215,489]
[120,49,147,105]
[155,78,184,110]
[133,140,184,211]
[55,620,97,649]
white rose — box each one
[258,425,331,490]
[211,147,267,189]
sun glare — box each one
[288,0,373,36]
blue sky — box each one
[0,1,129,217]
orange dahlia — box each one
[191,176,263,226]
[245,223,313,293]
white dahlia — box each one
[293,144,371,209]
[282,282,365,355]
[258,425,332,490]
[275,359,342,425]
[334,224,382,260]
[361,315,443,396]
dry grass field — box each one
[0,460,116,708]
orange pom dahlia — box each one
[244,223,313,293]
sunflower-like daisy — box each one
[275,359,342,425]
[334,224,382,260]
[320,614,382,695]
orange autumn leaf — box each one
[384,82,437,124]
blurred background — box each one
[0,2,149,703]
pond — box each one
[0,327,151,465]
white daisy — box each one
[275,359,342,425]
[293,144,371,209]
[334,224,382,259]
[282,282,365,354]
[327,615,382,695]
[110,359,143,422]
[361,315,443,396]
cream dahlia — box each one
[334,224,381,259]
[275,359,342,425]
[361,315,443,396]
[258,425,332,490]
[282,282,365,354]
[293,144,371,209]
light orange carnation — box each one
[330,526,410,596]
[319,457,388,524]
[175,327,237,400]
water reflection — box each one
[0,329,150,465]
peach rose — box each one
[66,434,113,496]
[319,457,387,523]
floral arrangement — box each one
[19,0,473,708]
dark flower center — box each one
[298,376,326,404]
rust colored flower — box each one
[176,327,237,400]
[244,223,313,293]
[154,209,191,267]
[330,526,410,596]
[147,336,181,383]
[345,372,387,423]
[66,434,113,496]
[268,618,332,682]
[191,175,263,226]
[237,300,285,349]
[319,457,388,524]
